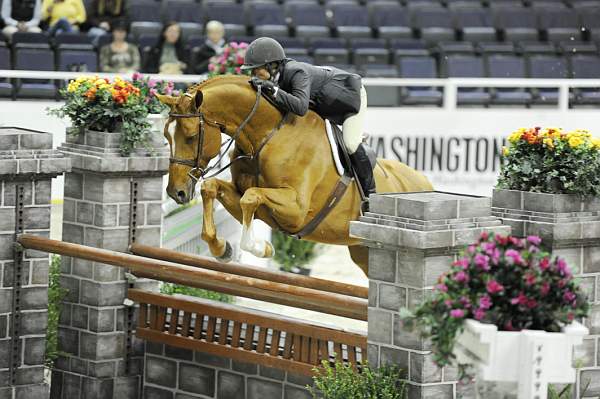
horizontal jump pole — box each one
[17,234,367,321]
[129,243,368,300]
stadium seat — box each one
[128,0,162,22]
[488,0,524,9]
[405,0,444,9]
[136,34,160,50]
[54,32,94,48]
[314,48,350,65]
[486,55,532,105]
[559,41,598,55]
[308,37,346,50]
[13,47,56,99]
[178,23,204,41]
[389,38,429,57]
[527,55,569,105]
[435,41,477,55]
[293,55,315,64]
[12,32,50,48]
[397,55,443,106]
[578,7,600,41]
[163,0,204,24]
[130,22,164,40]
[286,3,330,38]
[493,8,539,42]
[528,0,568,8]
[350,38,390,67]
[361,64,398,77]
[329,4,372,38]
[570,55,600,105]
[477,42,516,54]
[570,0,600,8]
[0,44,13,98]
[57,49,98,72]
[369,4,412,39]
[517,41,556,55]
[453,8,497,42]
[444,55,491,106]
[205,3,247,36]
[411,8,456,44]
[446,0,486,9]
[246,3,289,37]
[537,8,582,43]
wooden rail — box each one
[130,243,368,299]
[129,289,367,376]
[17,234,367,320]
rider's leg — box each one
[343,86,376,201]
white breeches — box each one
[342,85,368,154]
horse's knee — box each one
[200,179,219,198]
[240,188,262,209]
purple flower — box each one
[474,308,486,320]
[132,72,142,81]
[505,249,524,266]
[148,79,157,88]
[556,258,572,277]
[435,284,448,293]
[467,245,476,254]
[482,242,496,254]
[479,295,492,310]
[454,257,470,270]
[527,235,542,246]
[490,248,501,265]
[453,271,469,283]
[450,309,465,318]
[563,291,576,303]
[486,280,504,295]
[474,253,490,271]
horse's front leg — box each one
[239,187,305,258]
[200,178,243,262]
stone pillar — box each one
[0,127,70,399]
[492,189,600,398]
[350,192,510,399]
[51,127,168,399]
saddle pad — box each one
[325,120,346,176]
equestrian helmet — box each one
[241,37,286,70]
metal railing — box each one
[2,69,600,111]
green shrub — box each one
[309,360,406,399]
[272,230,318,272]
[46,255,68,367]
[160,282,233,303]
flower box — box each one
[454,318,588,399]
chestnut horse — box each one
[157,75,432,274]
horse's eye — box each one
[186,137,194,144]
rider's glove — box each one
[250,77,277,96]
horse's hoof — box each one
[263,241,274,258]
[216,241,233,263]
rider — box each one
[241,37,376,205]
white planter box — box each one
[454,319,588,399]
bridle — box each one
[167,85,285,190]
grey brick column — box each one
[350,192,510,399]
[0,127,70,399]
[51,127,168,399]
[492,189,600,398]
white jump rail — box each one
[2,69,600,111]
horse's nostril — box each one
[177,191,186,201]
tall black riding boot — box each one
[349,144,376,212]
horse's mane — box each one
[186,75,250,94]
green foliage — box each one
[309,361,406,399]
[498,127,600,196]
[131,72,178,114]
[272,230,317,272]
[160,282,233,303]
[46,255,68,368]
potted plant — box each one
[272,230,317,275]
[131,72,179,138]
[404,232,589,398]
[208,41,250,77]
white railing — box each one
[2,69,600,111]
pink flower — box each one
[480,231,489,241]
[132,72,142,81]
[149,88,157,96]
[479,295,492,310]
[172,90,180,96]
[526,298,538,309]
[539,257,550,271]
[453,257,470,270]
[453,271,469,283]
[556,258,571,277]
[474,309,486,320]
[167,81,174,88]
[528,245,540,253]
[540,282,550,296]
[486,280,504,295]
[527,235,542,246]
[504,320,516,331]
[524,273,536,285]
[510,236,524,247]
[208,63,216,72]
[164,86,172,95]
[495,235,509,246]
[482,242,496,254]
[467,245,476,254]
[474,253,490,271]
[567,312,575,322]
[239,42,249,49]
[460,296,472,308]
[148,79,157,88]
[435,284,448,293]
[563,291,576,303]
[236,55,245,65]
[230,41,239,49]
[450,309,465,318]
[235,66,241,74]
[511,292,528,306]
[490,248,501,265]
[505,249,524,266]
[444,299,453,308]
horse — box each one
[156,75,433,274]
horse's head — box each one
[157,88,222,204]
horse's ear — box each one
[155,93,178,107]
[194,91,203,109]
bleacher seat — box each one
[308,37,346,50]
[486,55,532,105]
[163,0,204,24]
[477,42,516,54]
[329,4,372,38]
[246,3,289,37]
[128,0,162,22]
[57,49,98,72]
[0,44,13,98]
[389,38,429,57]
[12,32,50,48]
[14,47,56,99]
[54,32,94,48]
[369,4,412,39]
[130,22,164,39]
[435,41,476,55]
[537,8,582,43]
[314,48,350,65]
[361,64,398,77]
[570,55,600,105]
[406,0,444,9]
[488,0,524,9]
[444,55,491,106]
[517,41,556,55]
[570,0,600,8]
[205,3,247,36]
[559,41,598,55]
[286,3,330,38]
[453,8,496,42]
[412,8,456,44]
[351,39,390,67]
[398,56,443,105]
[494,8,539,42]
[578,7,600,41]
[528,55,568,105]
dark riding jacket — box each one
[271,59,362,126]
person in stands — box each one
[242,37,375,208]
[41,0,86,36]
[192,20,226,74]
[99,20,140,73]
[145,21,187,74]
[86,0,127,44]
[1,0,42,40]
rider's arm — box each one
[272,69,310,116]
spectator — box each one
[193,20,226,74]
[41,0,86,36]
[99,20,140,73]
[86,0,127,43]
[1,0,43,40]
[145,22,187,74]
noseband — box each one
[168,86,263,183]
